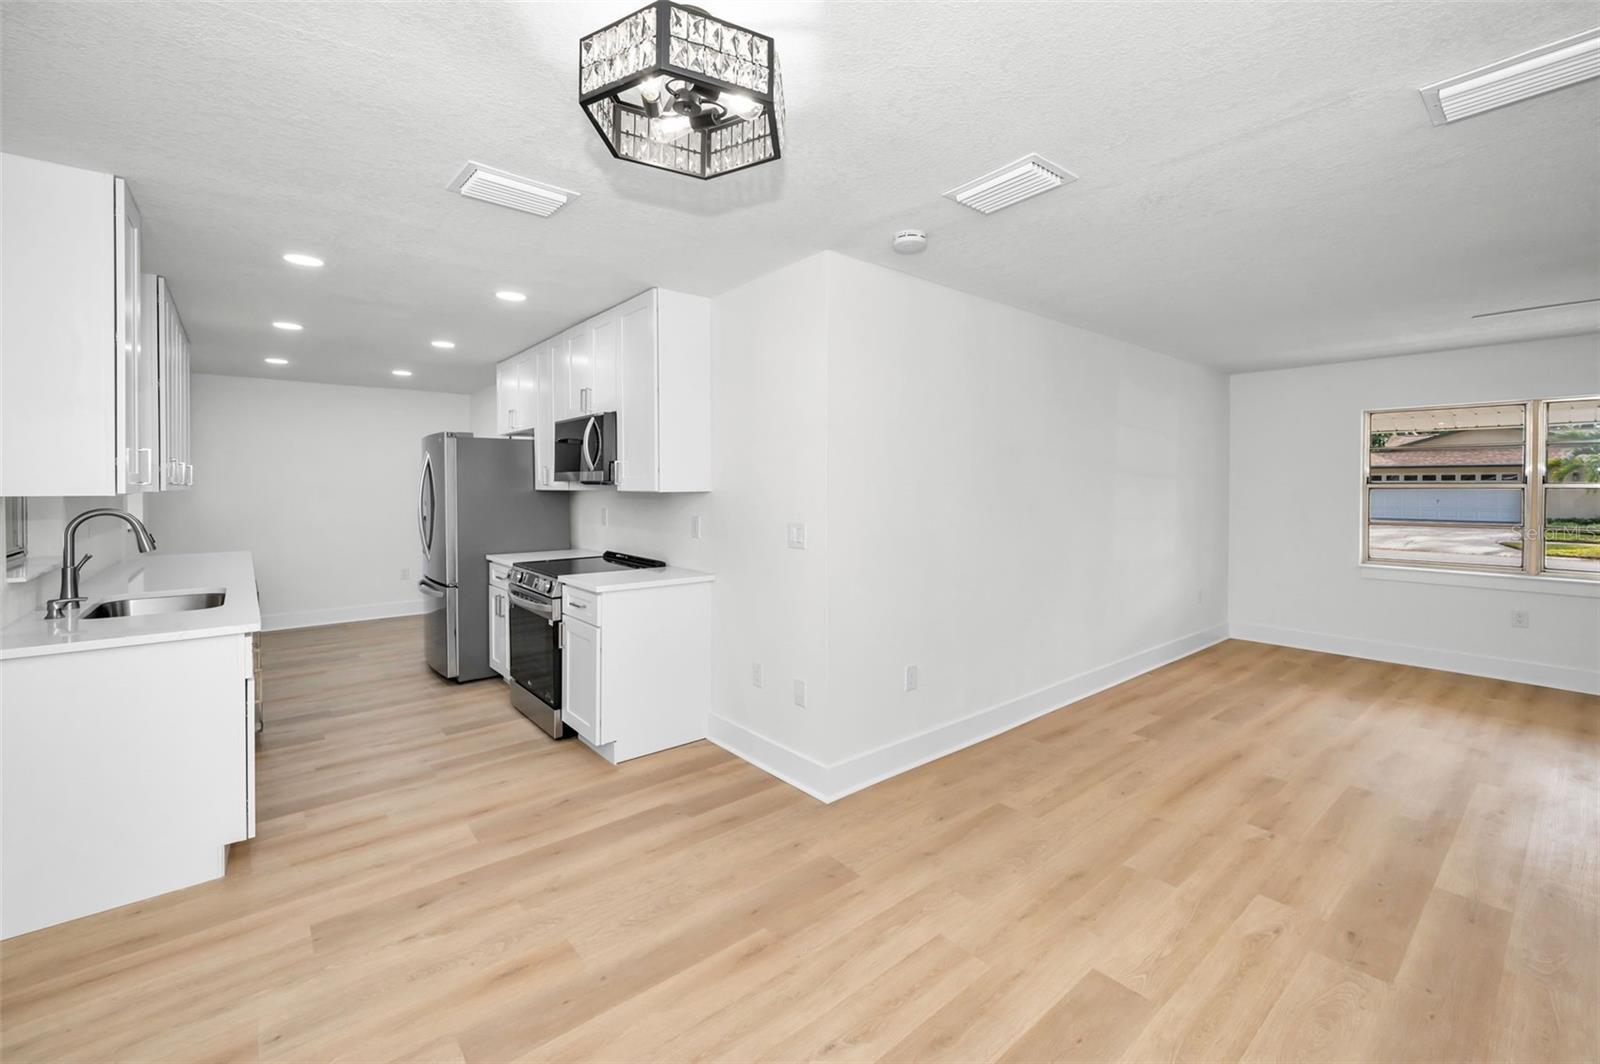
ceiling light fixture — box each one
[392,369,413,377]
[944,154,1077,215]
[431,339,457,349]
[263,357,289,365]
[579,2,786,179]
[272,321,303,331]
[1419,28,1600,125]
[282,252,324,268]
[495,290,527,303]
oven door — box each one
[508,587,563,733]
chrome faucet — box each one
[44,508,158,619]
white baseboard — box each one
[261,598,428,632]
[708,624,1230,804]
[1229,622,1600,696]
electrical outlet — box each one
[691,514,702,540]
[904,664,919,692]
[399,567,409,581]
[787,522,807,550]
[600,507,608,527]
[751,662,763,688]
[1510,610,1530,629]
[793,679,806,707]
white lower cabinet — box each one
[560,579,711,762]
[561,616,602,744]
[487,568,511,680]
[0,634,254,939]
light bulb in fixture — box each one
[392,369,413,377]
[652,114,691,141]
[431,340,456,349]
[638,75,665,103]
[495,290,527,303]
[264,357,289,365]
[719,92,761,119]
[282,252,324,268]
[272,321,303,331]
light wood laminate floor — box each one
[2,618,1596,1062]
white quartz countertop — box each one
[485,549,714,594]
[0,551,261,661]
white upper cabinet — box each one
[149,277,194,490]
[1,154,153,497]
[617,289,710,493]
[494,349,538,435]
[498,287,709,494]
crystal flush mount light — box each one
[579,2,786,180]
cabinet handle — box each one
[509,408,518,426]
[566,599,587,611]
[495,593,505,618]
[132,447,153,485]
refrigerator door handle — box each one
[417,580,446,598]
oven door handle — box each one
[510,590,557,623]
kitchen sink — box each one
[81,591,226,618]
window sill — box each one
[1359,563,1600,598]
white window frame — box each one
[1361,393,1599,582]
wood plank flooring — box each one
[2,617,1595,1062]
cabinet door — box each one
[131,275,161,492]
[495,358,519,435]
[487,586,509,678]
[115,180,146,494]
[588,311,619,414]
[561,617,601,744]
[533,342,565,490]
[615,292,658,492]
[558,326,590,421]
[156,281,186,491]
[177,310,192,486]
[514,350,537,432]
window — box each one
[1363,397,1599,578]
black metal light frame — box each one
[578,1,784,181]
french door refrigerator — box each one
[418,432,570,681]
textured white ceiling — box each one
[2,1,1597,392]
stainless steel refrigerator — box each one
[418,432,570,681]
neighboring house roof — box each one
[1369,444,1578,468]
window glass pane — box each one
[1543,486,1600,576]
[1369,404,1525,483]
[1546,399,1600,484]
[1367,487,1523,568]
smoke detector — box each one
[448,161,579,218]
[892,229,927,254]
[944,153,1077,215]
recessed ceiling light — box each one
[495,290,527,303]
[282,252,324,268]
[392,369,413,377]
[272,321,303,331]
[431,339,456,349]
[263,357,289,365]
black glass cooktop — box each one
[513,551,665,578]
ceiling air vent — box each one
[1420,28,1600,125]
[448,161,578,218]
[943,154,1077,215]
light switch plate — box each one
[904,664,918,692]
[752,662,763,688]
[793,679,806,707]
[601,507,609,527]
[691,514,702,540]
[787,522,807,550]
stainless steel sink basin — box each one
[81,591,226,619]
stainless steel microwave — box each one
[553,412,617,484]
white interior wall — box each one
[822,255,1230,778]
[145,374,471,629]
[1228,335,1600,694]
[571,252,1231,799]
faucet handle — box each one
[72,553,93,574]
